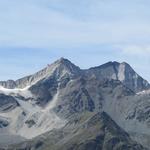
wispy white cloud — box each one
[0,0,150,48]
[114,44,150,55]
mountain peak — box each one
[46,57,69,68]
[51,57,78,69]
[51,57,81,74]
[88,61,150,92]
[121,61,128,65]
[120,61,131,67]
[55,57,69,64]
[104,61,130,67]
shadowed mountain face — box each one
[0,58,149,149]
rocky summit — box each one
[0,58,149,150]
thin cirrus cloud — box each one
[0,0,150,48]
[0,0,150,81]
[115,45,150,55]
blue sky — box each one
[0,0,150,81]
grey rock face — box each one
[28,58,81,106]
[29,76,58,106]
[25,119,36,128]
[88,61,150,92]
[52,76,135,119]
[0,118,9,128]
[117,62,150,92]
[0,80,16,89]
[0,94,19,112]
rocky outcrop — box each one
[0,94,19,112]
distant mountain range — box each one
[0,58,149,150]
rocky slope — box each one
[8,112,146,150]
[0,58,149,149]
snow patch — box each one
[136,89,150,95]
[0,86,32,98]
